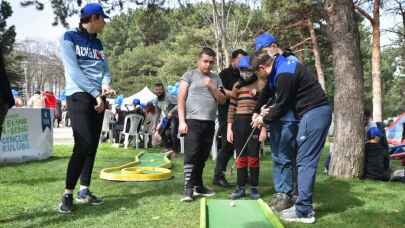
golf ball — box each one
[230,201,236,207]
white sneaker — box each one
[280,206,316,224]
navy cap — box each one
[239,55,251,69]
[255,33,277,51]
[80,3,110,19]
[367,127,383,139]
[132,98,141,106]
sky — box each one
[8,1,402,47]
[9,1,78,43]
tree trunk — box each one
[307,18,326,91]
[220,0,229,69]
[326,0,365,178]
[211,0,222,72]
[371,0,383,122]
[355,1,383,121]
[298,31,306,62]
[400,0,405,44]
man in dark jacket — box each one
[252,44,331,224]
[213,49,248,188]
[0,49,15,139]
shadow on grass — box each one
[0,189,167,228]
[0,156,69,168]
[0,177,61,186]
[343,208,405,227]
[313,208,405,228]
[315,178,364,218]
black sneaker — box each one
[213,176,231,188]
[250,187,261,199]
[230,186,246,200]
[180,188,194,202]
[58,193,73,214]
[193,186,215,197]
[76,189,104,205]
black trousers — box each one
[160,122,172,150]
[160,117,180,153]
[233,115,260,187]
[214,118,234,179]
[183,119,215,190]
[170,117,180,153]
[65,93,104,190]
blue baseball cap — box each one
[255,33,277,51]
[11,89,19,97]
[80,3,110,19]
[367,127,383,139]
[115,95,124,105]
[239,55,251,69]
[132,98,141,106]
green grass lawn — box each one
[1,144,405,228]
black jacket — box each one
[218,66,241,122]
[255,55,328,120]
[364,142,390,181]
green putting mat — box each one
[138,153,168,167]
[201,199,283,228]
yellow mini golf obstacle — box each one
[99,152,173,181]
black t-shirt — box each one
[364,142,390,181]
[218,67,241,121]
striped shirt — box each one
[227,80,264,124]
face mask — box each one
[240,70,253,80]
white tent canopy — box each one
[123,87,157,106]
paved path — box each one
[53,127,74,145]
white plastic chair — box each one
[101,110,116,143]
[142,120,153,149]
[211,118,220,160]
[119,114,144,149]
[178,131,185,154]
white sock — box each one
[64,190,73,195]
[79,185,89,191]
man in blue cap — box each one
[364,126,391,181]
[11,89,23,107]
[251,34,331,223]
[58,2,115,213]
[253,32,300,212]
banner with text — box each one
[0,108,53,163]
